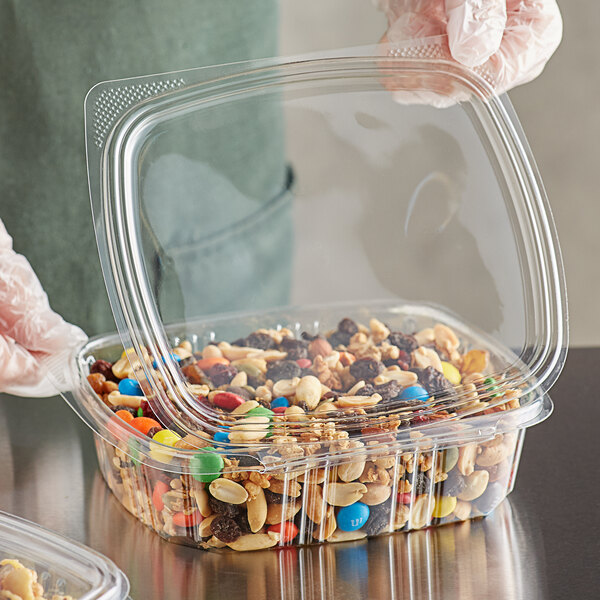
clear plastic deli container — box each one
[0,511,129,600]
[69,48,567,551]
[88,471,546,599]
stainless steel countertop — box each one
[0,348,597,599]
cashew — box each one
[457,444,478,476]
[458,470,489,501]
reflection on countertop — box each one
[88,472,545,600]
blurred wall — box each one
[280,0,600,347]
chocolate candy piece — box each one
[190,447,224,483]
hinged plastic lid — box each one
[0,511,129,600]
[84,46,567,461]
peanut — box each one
[295,375,322,410]
[338,459,367,483]
[305,484,325,524]
[266,501,301,525]
[324,483,367,507]
[228,416,270,443]
[246,486,267,533]
[361,483,392,506]
[227,532,280,551]
[209,478,249,504]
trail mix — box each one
[88,316,523,550]
[0,560,73,600]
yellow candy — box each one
[432,495,457,518]
[441,361,461,385]
[150,430,181,463]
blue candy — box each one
[337,502,370,532]
[213,431,230,445]
[271,396,289,409]
[399,384,429,402]
[152,353,182,369]
[118,378,143,397]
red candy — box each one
[213,392,245,411]
[398,492,413,504]
[173,510,202,528]
[272,406,287,414]
[152,481,169,512]
[268,522,299,543]
[296,358,312,368]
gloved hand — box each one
[0,219,88,397]
[376,0,562,95]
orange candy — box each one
[115,410,134,423]
[195,357,230,371]
[172,510,202,528]
[130,416,162,436]
[152,481,170,512]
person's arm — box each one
[0,219,87,397]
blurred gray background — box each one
[279,0,600,347]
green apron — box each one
[0,0,291,338]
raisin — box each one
[111,405,137,417]
[90,359,119,383]
[207,363,238,387]
[356,384,376,397]
[226,386,253,401]
[140,400,158,419]
[349,358,384,381]
[146,427,162,439]
[182,363,210,385]
[363,499,392,536]
[179,356,196,368]
[412,366,453,397]
[266,360,302,382]
[440,471,466,497]
[245,332,277,350]
[327,330,352,348]
[410,472,432,496]
[382,358,400,367]
[338,318,359,336]
[373,381,402,402]
[264,489,297,504]
[237,455,262,468]
[208,496,243,518]
[246,375,265,389]
[210,515,242,543]
[301,331,319,342]
[387,332,418,354]
[279,337,308,360]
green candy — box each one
[128,437,141,467]
[137,407,144,417]
[483,377,496,386]
[190,447,224,483]
[246,406,274,419]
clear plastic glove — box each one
[376,0,562,95]
[0,219,87,397]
